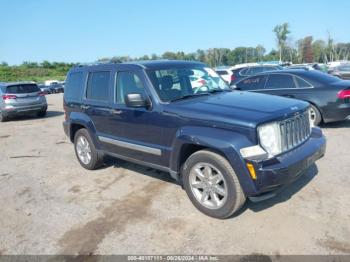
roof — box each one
[0,81,36,86]
[270,69,315,75]
[72,60,206,71]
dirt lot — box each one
[0,93,349,255]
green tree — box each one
[299,36,314,63]
[312,40,326,63]
[256,45,266,62]
[273,23,291,62]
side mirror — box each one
[125,93,149,108]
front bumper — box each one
[246,127,326,199]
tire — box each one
[74,128,103,170]
[309,104,322,126]
[182,150,246,219]
[0,111,8,122]
[37,110,47,117]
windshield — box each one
[146,66,229,102]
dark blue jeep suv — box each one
[63,60,326,218]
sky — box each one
[1,0,350,65]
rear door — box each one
[5,84,42,106]
[261,73,316,102]
[82,70,113,143]
[262,74,297,98]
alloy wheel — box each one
[189,163,227,209]
[76,136,92,165]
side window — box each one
[248,67,263,75]
[236,75,267,91]
[294,76,312,88]
[116,71,146,104]
[263,66,278,72]
[239,68,250,76]
[217,71,228,75]
[65,72,84,100]
[265,74,295,89]
[86,71,111,101]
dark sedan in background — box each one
[233,70,350,125]
[49,83,64,93]
[231,65,283,84]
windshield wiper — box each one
[169,93,210,102]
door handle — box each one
[81,105,90,110]
[110,109,123,115]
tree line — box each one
[1,23,349,82]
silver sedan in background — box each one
[0,82,47,122]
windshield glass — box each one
[146,66,229,102]
[6,84,39,94]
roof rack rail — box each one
[74,59,124,68]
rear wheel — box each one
[182,150,246,219]
[37,110,47,117]
[74,128,103,170]
[309,104,322,126]
[0,111,8,122]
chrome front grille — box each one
[280,111,311,152]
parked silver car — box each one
[0,82,47,122]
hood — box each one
[164,91,309,128]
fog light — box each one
[246,163,257,180]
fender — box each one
[69,112,101,149]
[170,126,259,196]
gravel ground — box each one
[0,93,349,255]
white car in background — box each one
[190,75,207,89]
[215,68,234,85]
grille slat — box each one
[279,111,311,153]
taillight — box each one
[337,89,350,99]
[230,75,236,82]
[2,94,17,100]
[38,91,45,96]
[198,79,207,85]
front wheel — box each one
[74,129,103,170]
[182,150,246,219]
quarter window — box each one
[86,71,110,101]
[265,74,295,89]
[65,72,84,100]
[294,76,312,88]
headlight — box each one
[258,122,282,156]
